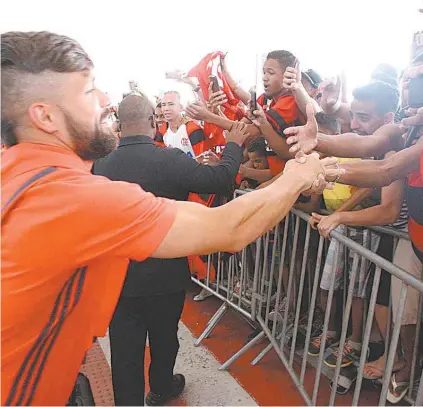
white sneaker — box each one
[193,288,213,301]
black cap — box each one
[302,69,323,89]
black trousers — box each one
[109,290,186,406]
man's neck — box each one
[121,126,154,139]
[271,89,289,102]
[169,116,183,132]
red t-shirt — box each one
[1,143,177,405]
[257,93,304,176]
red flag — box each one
[187,51,240,113]
[187,52,246,151]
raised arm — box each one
[283,65,321,115]
[320,76,351,125]
[240,166,273,183]
[221,56,251,106]
[186,102,260,137]
[152,154,342,258]
[172,123,246,194]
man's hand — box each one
[197,150,220,166]
[402,106,423,128]
[320,75,342,114]
[283,153,342,193]
[226,121,250,146]
[283,63,302,92]
[208,84,228,113]
[284,103,318,154]
[185,101,212,121]
[247,103,268,127]
[311,212,342,238]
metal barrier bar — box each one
[329,253,360,405]
[352,266,382,405]
[300,235,325,384]
[289,222,311,366]
[312,241,340,405]
[190,192,423,406]
[378,283,408,405]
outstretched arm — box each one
[338,138,423,187]
[152,155,341,258]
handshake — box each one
[283,153,343,195]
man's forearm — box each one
[337,204,398,228]
[223,70,251,106]
[184,142,242,194]
[241,167,273,183]
[316,133,386,158]
[205,111,259,136]
[335,187,375,212]
[213,173,309,251]
[315,124,401,158]
[292,87,321,115]
[339,143,421,187]
[259,122,294,160]
[153,172,309,258]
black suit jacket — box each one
[92,135,242,296]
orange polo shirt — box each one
[1,143,177,406]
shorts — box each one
[366,235,394,307]
[392,238,423,326]
[320,225,381,298]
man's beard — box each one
[62,108,118,161]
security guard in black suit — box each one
[92,93,244,406]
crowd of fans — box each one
[103,30,423,404]
[1,22,423,407]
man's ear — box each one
[149,115,156,130]
[384,111,395,124]
[27,102,59,134]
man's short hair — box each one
[1,31,93,147]
[266,50,297,73]
[371,63,398,87]
[315,112,341,135]
[118,93,153,127]
[352,81,400,115]
[163,90,181,101]
[247,136,267,156]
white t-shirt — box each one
[163,124,195,158]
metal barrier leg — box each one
[194,303,228,347]
[251,331,284,366]
[219,331,266,371]
[378,283,408,405]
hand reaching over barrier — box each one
[153,153,344,259]
[284,103,318,154]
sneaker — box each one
[324,342,362,368]
[193,288,213,301]
[308,333,338,357]
[145,374,185,406]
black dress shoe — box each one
[145,374,185,406]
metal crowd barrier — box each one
[191,189,423,406]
